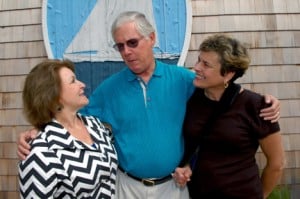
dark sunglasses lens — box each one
[114,43,124,51]
[113,38,140,51]
[126,39,139,48]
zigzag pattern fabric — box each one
[18,114,118,198]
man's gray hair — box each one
[111,11,155,39]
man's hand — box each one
[260,94,280,123]
[17,128,38,160]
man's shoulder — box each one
[156,60,193,74]
[105,67,128,80]
[100,68,128,86]
[242,89,263,101]
[239,89,266,109]
[156,60,181,68]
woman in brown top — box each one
[174,34,285,199]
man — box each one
[18,11,280,199]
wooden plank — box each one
[192,0,225,16]
[279,100,300,118]
[0,126,31,142]
[0,93,22,109]
[0,192,20,199]
[0,159,18,175]
[192,14,300,33]
[189,31,300,50]
[282,134,300,151]
[0,110,28,126]
[0,0,42,10]
[223,0,241,14]
[280,118,300,135]
[0,58,46,76]
[0,25,43,43]
[237,65,300,83]
[284,151,300,168]
[276,14,300,30]
[282,133,300,151]
[283,100,300,117]
[0,76,25,92]
[192,0,300,15]
[279,168,300,185]
[185,48,300,67]
[0,143,18,158]
[239,0,256,14]
[0,9,41,26]
[242,82,300,100]
[0,175,18,191]
[250,48,300,66]
[254,0,274,13]
[0,41,47,59]
[286,0,300,13]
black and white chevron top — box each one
[18,114,118,199]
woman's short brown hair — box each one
[199,34,250,82]
[22,59,75,130]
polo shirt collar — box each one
[126,60,163,82]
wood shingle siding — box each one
[0,42,47,59]
[0,25,43,43]
[0,0,41,10]
[0,1,45,197]
[0,58,46,76]
[0,9,41,26]
[192,0,300,15]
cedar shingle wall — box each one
[0,0,46,198]
[0,0,299,197]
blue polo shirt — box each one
[81,60,195,178]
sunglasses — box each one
[113,37,144,52]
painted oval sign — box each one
[42,0,192,96]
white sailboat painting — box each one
[63,0,160,62]
[43,0,192,65]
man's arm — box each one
[17,128,38,160]
[260,94,280,123]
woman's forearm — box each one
[259,132,285,199]
[261,164,284,199]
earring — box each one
[224,82,229,88]
[57,106,62,111]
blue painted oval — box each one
[42,0,191,96]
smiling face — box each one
[193,51,235,97]
[113,21,156,77]
[58,67,89,112]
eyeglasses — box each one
[113,37,144,52]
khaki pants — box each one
[116,169,189,199]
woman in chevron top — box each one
[18,59,118,198]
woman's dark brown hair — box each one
[22,59,75,130]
